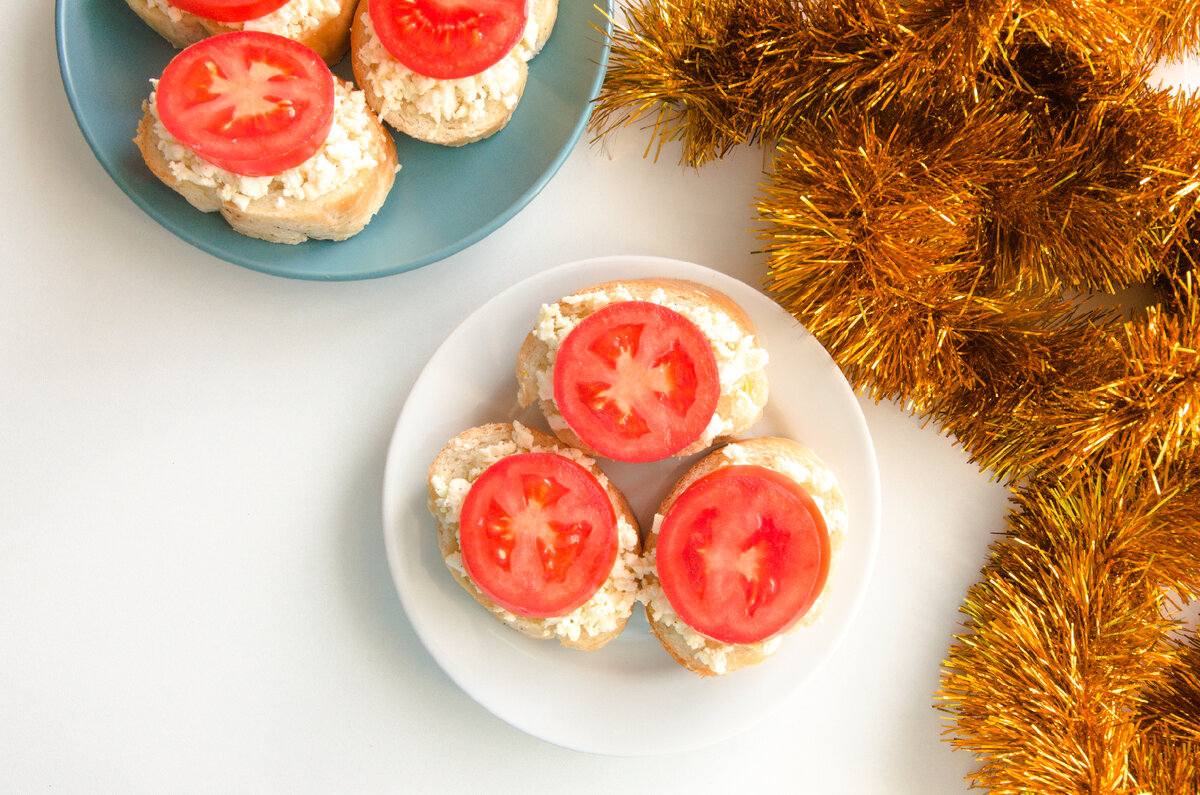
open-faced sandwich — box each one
[350,0,558,145]
[516,279,770,463]
[124,0,358,66]
[135,30,398,244]
[640,437,848,676]
[427,422,643,650]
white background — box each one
[5,2,1195,791]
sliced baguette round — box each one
[426,422,642,651]
[349,0,555,146]
[643,437,848,676]
[123,0,357,65]
[516,278,770,461]
[134,79,397,244]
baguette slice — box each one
[643,437,848,676]
[349,0,556,146]
[426,422,642,651]
[516,278,770,461]
[123,0,357,66]
[135,79,398,244]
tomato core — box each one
[655,465,831,645]
[458,453,619,618]
[553,301,721,463]
[368,0,528,80]
[155,31,336,177]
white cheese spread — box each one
[242,0,340,38]
[149,0,340,39]
[147,79,386,211]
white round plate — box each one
[381,256,881,755]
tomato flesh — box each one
[656,465,830,645]
[369,0,528,80]
[553,301,720,463]
[458,453,618,619]
[169,0,290,23]
[155,31,335,177]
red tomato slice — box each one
[169,0,290,23]
[155,31,335,177]
[368,0,528,80]
[553,301,720,463]
[655,465,831,645]
[458,453,618,619]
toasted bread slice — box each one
[516,278,770,461]
[135,79,397,244]
[349,0,556,146]
[427,422,642,651]
[123,0,357,66]
[643,437,848,675]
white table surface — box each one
[7,3,1196,791]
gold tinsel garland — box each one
[592,0,1200,791]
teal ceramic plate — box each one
[55,0,612,280]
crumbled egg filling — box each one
[530,286,770,446]
[148,0,341,38]
[356,11,539,125]
[428,422,643,642]
[147,80,387,211]
[642,443,848,675]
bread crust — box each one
[526,0,558,54]
[516,278,770,460]
[134,79,397,244]
[123,0,357,65]
[643,437,848,676]
[426,423,641,651]
[349,0,548,146]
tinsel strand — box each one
[939,460,1200,792]
[593,0,1200,791]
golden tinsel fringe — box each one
[939,460,1200,792]
[593,0,1200,791]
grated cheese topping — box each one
[147,0,341,39]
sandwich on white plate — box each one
[642,436,848,676]
[427,422,643,650]
[517,278,771,463]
